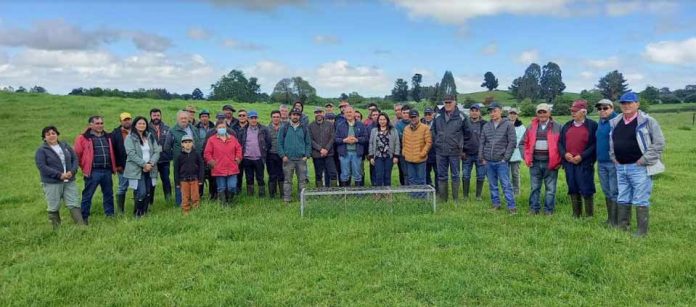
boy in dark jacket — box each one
[175,135,204,214]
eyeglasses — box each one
[597,106,611,111]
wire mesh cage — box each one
[300,185,436,217]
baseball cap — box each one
[291,108,302,115]
[181,135,193,143]
[424,107,434,114]
[199,109,210,116]
[508,107,520,114]
[409,109,419,117]
[222,104,235,112]
[119,112,132,121]
[248,110,258,118]
[469,104,481,110]
[314,107,324,113]
[215,112,226,119]
[536,103,551,113]
[487,102,502,110]
[595,99,614,107]
[443,95,456,102]
[571,99,588,112]
[619,92,639,103]
[325,102,334,108]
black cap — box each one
[222,104,235,112]
[424,107,434,114]
[443,94,456,102]
[488,102,502,110]
[409,110,419,118]
[469,104,481,110]
[291,108,302,115]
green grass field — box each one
[1,92,695,305]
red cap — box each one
[571,99,588,112]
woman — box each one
[124,116,161,217]
[35,126,85,229]
[368,113,400,187]
[204,120,243,206]
[507,108,526,196]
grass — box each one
[1,92,696,305]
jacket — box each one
[149,121,173,163]
[463,118,487,156]
[309,120,335,158]
[278,122,312,159]
[559,118,598,166]
[204,135,243,176]
[335,120,369,157]
[609,111,665,171]
[432,108,470,156]
[402,122,432,163]
[174,149,204,185]
[74,129,118,177]
[110,126,129,170]
[195,121,215,143]
[170,123,203,175]
[421,118,437,163]
[519,118,562,170]
[367,127,401,159]
[123,132,161,180]
[35,141,79,184]
[596,112,618,163]
[479,119,516,162]
[237,124,272,160]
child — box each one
[175,135,204,214]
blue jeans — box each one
[116,172,128,195]
[134,172,152,216]
[436,155,460,182]
[486,161,516,209]
[462,154,486,181]
[529,160,558,213]
[81,168,114,220]
[598,162,618,202]
[616,163,652,206]
[216,175,238,194]
[373,157,393,186]
[158,161,172,200]
[339,152,363,182]
[406,162,426,198]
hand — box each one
[320,148,328,156]
[481,159,487,165]
[572,155,582,164]
[370,158,375,166]
[116,166,124,173]
[636,158,645,166]
[564,153,574,162]
[65,171,73,179]
[208,160,216,168]
[460,153,467,160]
[283,156,289,163]
[612,158,619,164]
[302,157,307,161]
[60,173,68,180]
[143,163,152,172]
[235,158,241,165]
[392,157,398,164]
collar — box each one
[623,112,638,124]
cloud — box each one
[579,71,594,79]
[206,0,306,11]
[312,60,391,96]
[454,74,485,93]
[643,37,696,65]
[606,0,678,16]
[130,32,173,52]
[222,38,267,50]
[187,26,212,40]
[313,35,340,45]
[585,56,620,69]
[480,42,498,56]
[517,49,539,63]
[605,1,642,16]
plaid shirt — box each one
[91,133,112,169]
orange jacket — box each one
[402,122,432,163]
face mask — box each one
[217,128,227,136]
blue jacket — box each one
[596,112,618,163]
[335,120,369,157]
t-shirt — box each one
[565,124,589,156]
[141,140,151,163]
[50,144,66,172]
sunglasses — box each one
[597,106,612,111]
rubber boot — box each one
[570,194,582,218]
[227,191,235,206]
[475,180,484,201]
[635,206,649,237]
[116,194,126,215]
[69,208,86,225]
[246,185,254,197]
[610,200,619,227]
[355,181,364,187]
[617,204,632,231]
[277,181,283,197]
[218,191,227,207]
[330,179,338,188]
[462,178,470,199]
[48,211,61,230]
[316,180,323,188]
[258,185,266,197]
[605,198,613,225]
[339,181,348,187]
[268,180,277,198]
[451,180,459,202]
[583,196,594,217]
[437,180,448,203]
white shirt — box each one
[50,144,66,173]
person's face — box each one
[188,110,196,121]
[44,129,59,144]
[150,112,161,124]
[177,113,189,127]
[394,106,402,118]
[280,108,289,118]
[91,118,105,133]
[135,119,147,133]
[344,108,355,121]
[620,101,639,116]
[410,115,419,125]
[238,112,247,123]
[536,110,550,122]
[571,109,586,121]
[444,100,456,112]
[355,113,362,121]
[489,108,501,120]
[378,115,388,127]
[469,109,480,119]
[272,113,281,125]
[249,116,258,126]
[182,140,193,151]
[508,112,518,122]
[401,109,410,120]
[326,106,333,113]
[224,110,232,119]
[339,104,348,113]
[597,104,614,119]
[121,118,132,129]
[291,113,300,123]
[368,106,377,113]
[315,112,324,122]
[370,111,379,121]
[200,114,209,123]
[425,113,433,121]
[294,103,303,111]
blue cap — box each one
[248,110,258,118]
[409,109,419,117]
[469,104,481,110]
[619,92,639,103]
[488,102,502,110]
[424,107,434,114]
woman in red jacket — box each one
[204,120,242,206]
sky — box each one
[0,0,694,97]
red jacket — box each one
[204,135,243,176]
[74,129,118,177]
[522,118,561,170]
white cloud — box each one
[129,31,172,52]
[585,56,620,69]
[454,74,484,93]
[480,42,498,56]
[580,71,594,79]
[643,37,696,65]
[313,35,340,45]
[222,38,267,50]
[605,1,642,16]
[606,0,678,16]
[312,60,391,96]
[517,49,539,63]
[187,27,212,40]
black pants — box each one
[242,158,265,187]
[200,167,217,199]
[266,153,284,184]
[313,156,337,186]
[426,160,438,188]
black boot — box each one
[258,185,266,197]
[605,198,613,225]
[69,208,86,225]
[570,194,582,218]
[451,180,459,202]
[48,211,61,230]
[610,200,619,227]
[268,180,277,198]
[246,185,254,197]
[330,179,338,188]
[218,191,227,207]
[355,180,364,187]
[339,181,349,187]
[227,191,235,205]
[475,180,484,201]
[617,204,632,231]
[437,180,448,203]
[316,180,323,188]
[583,196,594,217]
[462,178,470,199]
[635,206,649,237]
[117,194,126,215]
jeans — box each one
[529,159,558,213]
[134,172,153,216]
[486,161,516,209]
[80,168,114,220]
[283,159,307,202]
[398,158,408,185]
[509,161,521,195]
[215,175,238,194]
[158,161,172,200]
[616,163,652,206]
[425,160,438,188]
[563,162,596,196]
[116,172,128,195]
[242,158,265,187]
[598,162,618,202]
[406,162,426,198]
[313,157,337,186]
[339,152,363,182]
[436,155,460,182]
[462,154,486,181]
[373,157,394,186]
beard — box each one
[151,119,161,125]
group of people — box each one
[35,92,664,236]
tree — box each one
[270,77,318,104]
[509,63,542,102]
[540,62,565,103]
[640,85,660,104]
[209,69,262,102]
[271,78,294,104]
[15,86,26,93]
[391,78,409,102]
[580,89,604,104]
[292,76,317,104]
[347,92,364,105]
[596,70,629,101]
[439,71,457,98]
[481,71,499,91]
[29,86,47,93]
[430,82,440,104]
[191,88,205,100]
[411,73,422,102]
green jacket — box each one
[124,132,161,180]
[278,123,311,159]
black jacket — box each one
[463,118,487,156]
[559,118,599,166]
[35,141,79,184]
[111,126,129,169]
[174,149,204,185]
[432,109,470,156]
[236,124,272,160]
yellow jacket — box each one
[402,122,432,163]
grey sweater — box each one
[479,119,516,162]
[309,120,335,158]
[368,127,401,159]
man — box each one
[169,110,202,206]
[462,104,487,200]
[149,108,173,203]
[239,110,271,197]
[595,99,619,225]
[335,106,368,186]
[325,102,334,115]
[402,110,432,197]
[279,104,290,123]
[395,105,412,185]
[421,108,438,191]
[266,110,285,198]
[74,115,118,223]
[184,105,197,125]
[278,108,312,204]
[610,92,665,237]
[334,100,350,179]
[432,96,470,202]
[479,102,517,214]
[364,108,380,129]
[393,103,403,124]
[335,100,349,125]
[559,100,598,218]
[309,107,337,187]
[519,103,562,215]
[111,112,132,214]
[232,109,249,192]
[195,109,214,141]
[292,100,311,127]
[223,104,239,128]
